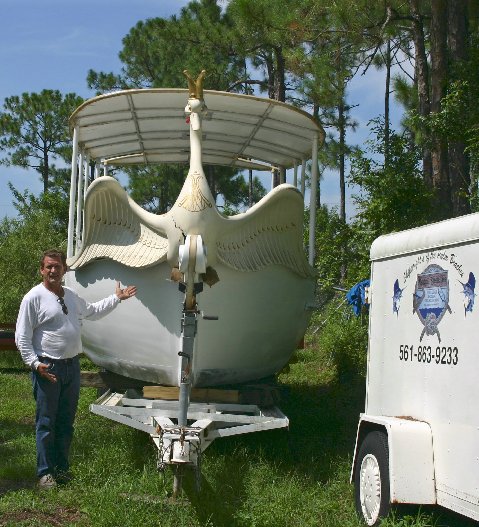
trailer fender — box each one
[351,415,436,505]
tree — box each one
[429,0,451,217]
[0,90,83,193]
[349,119,432,255]
[88,0,242,93]
[0,201,67,322]
[227,0,300,102]
[393,1,473,219]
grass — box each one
[0,343,476,527]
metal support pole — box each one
[301,159,306,197]
[293,161,298,188]
[67,126,79,259]
[75,151,84,252]
[308,134,319,266]
[83,154,90,201]
[178,310,198,426]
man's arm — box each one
[16,295,57,383]
[80,282,137,320]
[15,297,39,370]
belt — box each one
[38,356,78,364]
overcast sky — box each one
[0,0,403,219]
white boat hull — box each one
[66,260,314,387]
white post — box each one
[293,161,298,188]
[270,168,275,191]
[81,154,90,244]
[103,163,108,177]
[75,151,84,251]
[301,159,306,197]
[67,127,79,259]
[94,162,99,180]
[308,134,319,266]
[83,154,90,201]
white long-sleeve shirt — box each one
[16,283,120,369]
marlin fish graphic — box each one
[459,272,476,315]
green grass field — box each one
[0,344,476,527]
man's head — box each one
[40,250,67,291]
[41,250,67,269]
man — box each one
[15,249,137,489]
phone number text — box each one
[399,344,458,365]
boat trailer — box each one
[90,388,288,494]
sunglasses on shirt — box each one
[57,297,68,315]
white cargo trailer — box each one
[352,213,479,525]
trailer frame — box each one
[90,388,289,492]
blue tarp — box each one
[346,279,370,316]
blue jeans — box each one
[32,356,80,478]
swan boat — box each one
[65,73,323,388]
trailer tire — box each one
[354,430,391,526]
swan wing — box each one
[68,177,169,270]
[216,185,315,278]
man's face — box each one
[40,256,66,288]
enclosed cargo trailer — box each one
[352,213,479,525]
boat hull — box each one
[66,260,314,387]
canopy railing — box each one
[67,127,320,266]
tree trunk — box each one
[272,168,280,188]
[269,46,286,189]
[43,147,49,193]
[274,46,286,102]
[448,0,470,216]
[265,52,275,100]
[338,95,347,283]
[409,0,432,186]
[384,39,391,167]
[338,99,346,224]
[430,0,451,219]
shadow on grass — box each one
[172,372,365,526]
[0,419,36,496]
[0,478,36,497]
[0,418,34,443]
[183,463,248,527]
[200,372,365,485]
[281,374,365,478]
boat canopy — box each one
[69,89,323,170]
[68,88,323,265]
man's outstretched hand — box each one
[116,282,137,301]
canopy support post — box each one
[301,159,306,197]
[75,150,84,252]
[83,154,90,201]
[308,134,319,266]
[67,126,79,259]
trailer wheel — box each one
[354,430,391,526]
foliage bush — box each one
[0,203,67,322]
[309,295,369,382]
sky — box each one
[0,0,404,220]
